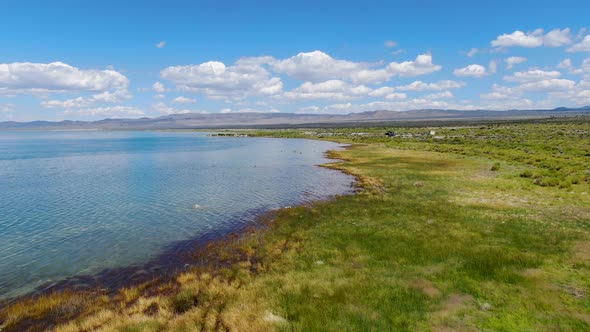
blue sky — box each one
[1,0,590,121]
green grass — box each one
[1,120,589,331]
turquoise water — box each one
[0,131,354,299]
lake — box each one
[0,131,354,299]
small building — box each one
[429,130,436,135]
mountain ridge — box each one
[2,107,590,130]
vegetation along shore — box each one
[1,118,589,331]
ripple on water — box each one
[0,131,355,299]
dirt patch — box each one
[431,294,477,332]
[438,294,474,316]
[409,279,441,298]
[571,241,590,265]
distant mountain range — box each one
[2,106,590,130]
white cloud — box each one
[544,28,573,47]
[312,98,473,114]
[0,62,129,95]
[161,58,283,100]
[153,102,202,115]
[453,64,488,77]
[172,96,197,104]
[386,53,442,77]
[394,80,465,91]
[466,48,478,57]
[384,40,398,48]
[505,56,527,69]
[480,84,521,100]
[504,69,561,83]
[384,92,407,100]
[368,80,465,98]
[1,103,15,113]
[568,35,590,52]
[41,90,131,109]
[272,51,385,84]
[152,81,167,92]
[271,51,441,84]
[556,58,585,75]
[368,86,396,97]
[425,91,453,99]
[488,60,497,74]
[482,77,579,103]
[156,41,167,48]
[491,28,572,48]
[557,58,573,70]
[281,80,371,101]
[518,79,576,92]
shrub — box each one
[539,177,560,187]
[170,289,199,314]
[520,170,533,178]
[490,163,501,171]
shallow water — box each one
[0,131,354,299]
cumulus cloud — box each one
[271,51,385,83]
[153,102,202,115]
[384,92,407,100]
[491,28,572,48]
[368,80,464,99]
[568,35,590,52]
[453,64,488,77]
[424,91,454,99]
[482,77,579,103]
[503,69,561,83]
[160,51,442,103]
[41,90,131,110]
[558,58,590,75]
[156,41,166,48]
[557,58,574,70]
[172,96,197,104]
[505,56,527,69]
[480,84,521,100]
[271,51,441,84]
[518,79,576,92]
[14,62,134,113]
[386,53,442,77]
[0,62,129,95]
[152,81,167,93]
[300,98,475,114]
[394,80,465,91]
[281,80,371,101]
[161,58,283,100]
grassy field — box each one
[1,120,589,331]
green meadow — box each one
[1,119,589,331]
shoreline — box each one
[0,141,359,315]
[2,121,589,331]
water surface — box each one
[0,131,354,299]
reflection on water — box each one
[0,131,354,299]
